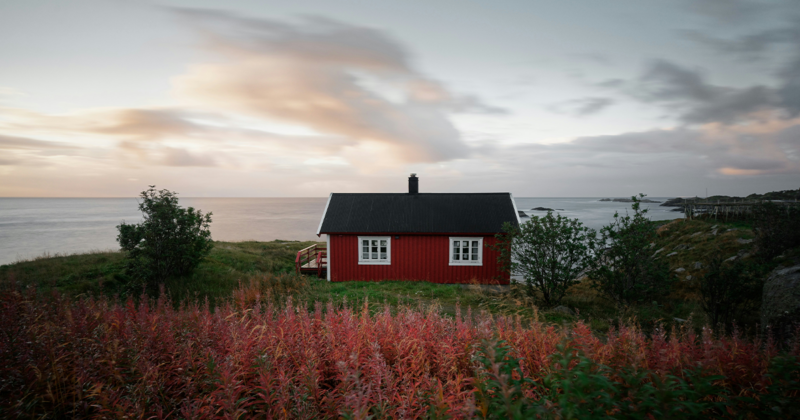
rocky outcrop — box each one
[531,207,554,211]
[600,198,661,203]
[761,263,800,339]
[661,197,692,207]
[518,210,529,218]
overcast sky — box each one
[1,0,798,197]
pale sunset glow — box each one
[1,0,798,197]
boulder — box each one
[674,267,686,273]
[693,261,703,270]
[667,252,678,257]
[673,244,691,251]
[737,238,753,244]
[518,210,529,218]
[761,263,800,339]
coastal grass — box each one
[0,218,776,333]
[0,240,321,306]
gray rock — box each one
[653,247,666,257]
[711,225,718,229]
[674,267,686,273]
[674,317,687,323]
[551,305,575,317]
[518,210,529,217]
[691,232,703,237]
[726,228,737,232]
[711,229,718,236]
[693,261,703,270]
[737,238,753,244]
[685,275,693,281]
[761,264,800,338]
[667,252,678,257]
[725,256,738,262]
[673,244,691,251]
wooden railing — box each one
[295,244,327,276]
[316,251,327,278]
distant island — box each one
[660,188,800,209]
[599,198,661,203]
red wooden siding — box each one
[329,234,508,284]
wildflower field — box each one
[1,278,798,419]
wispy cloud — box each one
[548,97,615,117]
[170,8,504,163]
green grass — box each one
[0,219,786,335]
[0,240,321,305]
[0,240,526,318]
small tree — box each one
[117,186,213,285]
[588,194,670,306]
[493,212,597,306]
[700,256,761,333]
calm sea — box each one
[0,197,679,265]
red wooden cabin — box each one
[315,175,520,284]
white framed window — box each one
[449,237,483,266]
[358,236,391,265]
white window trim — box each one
[358,236,391,265]
[449,237,483,266]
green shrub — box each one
[117,186,213,286]
[588,194,671,306]
[492,213,597,306]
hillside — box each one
[661,188,800,207]
[1,216,789,334]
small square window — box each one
[358,236,391,265]
[449,237,483,266]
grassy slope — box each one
[0,240,320,305]
[0,240,529,320]
[0,218,783,333]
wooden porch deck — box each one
[295,244,327,278]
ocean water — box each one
[0,197,680,265]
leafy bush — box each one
[753,202,800,260]
[700,256,762,332]
[588,194,671,306]
[492,213,597,306]
[117,186,213,285]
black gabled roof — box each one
[317,193,519,234]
